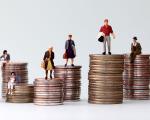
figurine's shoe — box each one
[65,64,67,67]
[71,64,75,67]
[102,52,106,55]
[108,52,111,55]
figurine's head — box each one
[68,34,72,40]
[3,50,7,55]
[48,47,53,52]
[104,19,109,26]
[133,36,137,43]
[11,72,16,76]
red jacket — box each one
[100,25,113,36]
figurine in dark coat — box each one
[43,47,55,79]
[0,50,10,68]
[130,37,142,63]
[64,35,76,67]
[0,50,10,62]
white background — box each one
[0,0,150,120]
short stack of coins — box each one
[124,54,150,100]
[1,62,28,98]
[6,84,34,103]
[34,78,64,106]
[88,54,124,104]
[54,66,82,101]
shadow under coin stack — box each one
[88,54,124,104]
[34,78,64,106]
[124,55,150,100]
[6,84,34,103]
[1,62,28,98]
[54,66,82,101]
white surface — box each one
[0,99,150,120]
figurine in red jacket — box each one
[99,19,115,55]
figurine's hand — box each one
[102,32,105,36]
[112,33,116,39]
[98,32,105,37]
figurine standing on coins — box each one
[99,19,115,55]
[43,47,55,79]
[64,34,76,67]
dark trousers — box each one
[130,51,141,63]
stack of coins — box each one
[88,54,124,104]
[6,84,34,103]
[1,62,28,98]
[54,66,82,101]
[124,55,150,100]
[34,78,64,106]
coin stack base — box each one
[6,84,34,103]
[34,78,64,106]
[1,62,28,98]
[124,55,150,100]
[88,54,124,104]
[54,65,82,101]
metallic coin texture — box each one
[1,62,29,98]
[123,54,150,100]
[88,54,124,104]
[6,84,34,103]
[54,65,82,101]
[34,78,64,106]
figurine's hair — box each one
[104,19,109,22]
[68,34,72,37]
[3,50,7,54]
[133,36,137,40]
[11,72,16,75]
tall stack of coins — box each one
[1,62,28,98]
[124,55,150,100]
[6,84,34,103]
[88,54,124,104]
[54,66,82,101]
[34,78,64,106]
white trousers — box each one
[103,36,111,52]
[7,82,14,90]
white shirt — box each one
[9,77,15,83]
[132,42,137,46]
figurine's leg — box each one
[65,59,68,67]
[71,59,74,66]
[107,37,111,53]
[130,52,134,63]
[45,70,48,79]
[50,70,52,79]
[103,37,106,55]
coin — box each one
[34,78,64,106]
[54,65,82,101]
[6,84,34,103]
[88,54,124,104]
[124,54,150,100]
[1,62,29,98]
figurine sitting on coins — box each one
[7,72,16,95]
[43,47,55,79]
[0,50,10,67]
[64,34,76,67]
[130,36,142,63]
